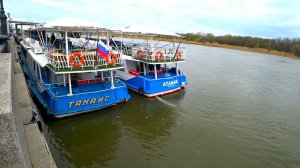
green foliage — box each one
[180,33,300,54]
[268,46,272,51]
[291,45,300,57]
[158,32,300,54]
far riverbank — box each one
[151,37,299,59]
[115,35,299,59]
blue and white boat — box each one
[19,20,131,118]
[116,37,187,98]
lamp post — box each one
[0,0,8,53]
[0,0,7,35]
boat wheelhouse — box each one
[116,37,187,98]
[19,22,131,118]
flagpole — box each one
[173,41,181,61]
[95,31,99,68]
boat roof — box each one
[34,18,120,33]
[9,20,40,26]
[28,50,48,68]
[43,18,104,28]
[20,41,48,67]
[35,26,109,33]
[119,25,180,37]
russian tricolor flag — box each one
[97,40,109,58]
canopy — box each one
[119,25,180,37]
[43,17,105,28]
[34,18,111,32]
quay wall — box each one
[0,39,56,168]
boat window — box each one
[126,60,138,72]
[71,73,79,81]
[43,68,48,78]
[119,67,125,72]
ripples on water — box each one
[43,44,300,168]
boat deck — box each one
[47,81,125,98]
[141,71,176,80]
[139,68,180,80]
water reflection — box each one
[43,90,185,167]
[42,43,300,168]
[44,112,121,167]
[121,92,178,144]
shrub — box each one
[291,45,300,57]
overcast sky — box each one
[5,0,299,38]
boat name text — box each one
[68,96,110,108]
[163,80,178,87]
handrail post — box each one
[143,62,146,75]
[110,70,114,89]
[65,30,69,67]
[63,74,66,87]
[154,64,157,79]
[68,73,73,96]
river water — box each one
[43,44,300,168]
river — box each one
[43,44,300,168]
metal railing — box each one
[47,50,124,71]
[46,78,127,99]
[126,46,186,63]
[138,68,184,81]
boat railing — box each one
[42,76,114,89]
[127,68,183,81]
[138,73,184,81]
[37,79,46,92]
[131,46,186,63]
[46,50,124,72]
[46,78,126,98]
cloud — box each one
[31,0,70,7]
[44,17,105,28]
[5,0,300,38]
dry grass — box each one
[159,38,299,59]
[118,35,299,59]
[181,40,298,58]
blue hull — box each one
[19,50,131,118]
[42,82,130,118]
[123,68,187,97]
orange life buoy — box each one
[69,52,85,67]
[106,52,118,65]
[155,51,163,61]
[137,50,145,59]
[175,50,182,59]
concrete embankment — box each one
[0,39,56,168]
